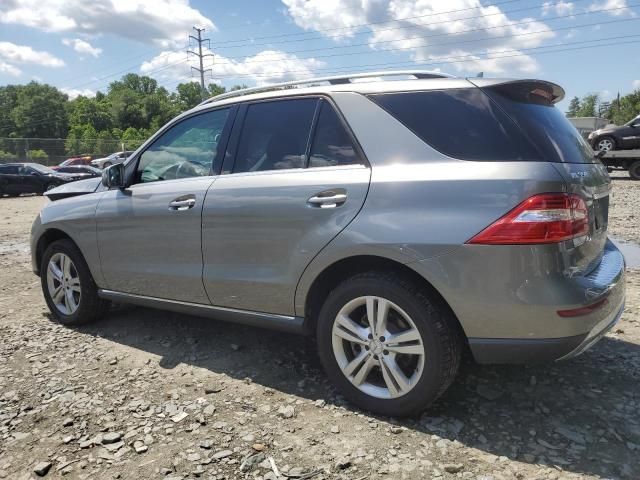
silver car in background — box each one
[31,71,625,416]
[91,150,134,169]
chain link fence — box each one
[0,138,136,166]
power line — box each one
[209,2,638,64]
[23,1,634,98]
[207,0,531,47]
[198,32,640,82]
[208,0,595,51]
[4,28,638,132]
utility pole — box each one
[188,27,213,101]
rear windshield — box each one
[484,82,595,164]
[369,85,595,163]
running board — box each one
[98,289,307,334]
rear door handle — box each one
[307,191,347,208]
[168,195,196,211]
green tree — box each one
[176,82,205,110]
[0,85,20,139]
[606,89,640,125]
[208,83,227,97]
[29,149,48,160]
[68,96,112,131]
[566,96,581,117]
[10,82,68,139]
[80,124,98,154]
[575,94,599,117]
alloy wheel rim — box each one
[331,296,425,399]
[46,253,81,315]
[598,139,613,151]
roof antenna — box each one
[476,72,484,78]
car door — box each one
[626,117,640,148]
[202,97,371,315]
[95,106,234,303]
[19,165,39,193]
[0,165,16,193]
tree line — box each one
[565,89,640,125]
[0,74,245,160]
[1,73,639,161]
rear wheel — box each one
[41,239,109,325]
[316,272,461,416]
[102,162,112,168]
[596,136,616,152]
[629,160,640,180]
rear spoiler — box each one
[468,78,565,105]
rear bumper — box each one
[413,238,626,364]
[468,300,624,364]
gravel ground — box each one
[1,175,639,480]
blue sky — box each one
[0,0,639,111]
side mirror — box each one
[102,163,126,189]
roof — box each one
[199,70,456,106]
[191,71,564,114]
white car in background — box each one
[91,151,134,169]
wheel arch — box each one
[301,254,467,342]
[35,228,81,276]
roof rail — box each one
[199,70,455,106]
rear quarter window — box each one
[368,89,541,162]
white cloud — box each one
[0,41,64,68]
[0,61,21,76]
[60,87,96,99]
[141,49,325,86]
[62,38,102,58]
[542,1,574,16]
[587,0,636,16]
[0,0,214,46]
[281,0,555,75]
[633,80,640,90]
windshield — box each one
[29,164,56,174]
[484,82,596,163]
[625,115,640,126]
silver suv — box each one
[31,71,626,416]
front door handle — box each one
[168,195,196,211]
[308,190,347,208]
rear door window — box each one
[233,98,317,173]
[369,89,541,162]
[309,101,364,168]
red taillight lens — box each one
[467,193,589,245]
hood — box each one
[44,177,103,201]
[590,124,623,136]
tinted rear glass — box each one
[484,82,595,164]
[369,89,541,162]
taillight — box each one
[467,193,589,245]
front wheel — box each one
[595,136,616,152]
[316,272,462,416]
[41,239,109,325]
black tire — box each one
[595,136,616,152]
[629,160,640,181]
[40,239,109,325]
[102,162,112,168]
[316,271,462,417]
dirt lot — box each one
[1,175,639,480]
